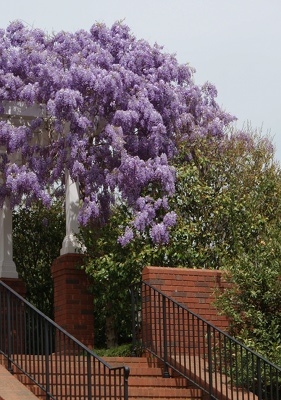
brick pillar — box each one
[0,278,26,298]
[51,254,94,348]
[0,278,26,356]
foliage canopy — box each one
[80,129,281,347]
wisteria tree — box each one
[0,20,234,243]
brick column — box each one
[0,278,26,356]
[51,254,94,348]
[0,278,26,298]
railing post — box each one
[207,324,213,399]
[162,296,170,378]
[124,366,130,400]
[257,357,262,399]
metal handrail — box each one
[131,281,281,400]
[0,280,129,400]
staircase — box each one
[1,279,281,400]
[103,356,203,400]
[7,355,202,400]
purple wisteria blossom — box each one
[0,20,235,243]
[150,223,170,245]
[117,226,134,247]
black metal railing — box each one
[131,281,281,400]
[0,280,129,400]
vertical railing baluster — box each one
[235,342,239,398]
[202,321,207,391]
[207,324,213,399]
[219,332,223,397]
[87,352,92,399]
[245,348,249,400]
[94,353,97,400]
[276,369,279,400]
[162,295,169,377]
[177,304,180,371]
[44,319,50,400]
[102,360,107,399]
[7,290,12,373]
[182,308,187,375]
[149,284,153,350]
[130,285,137,356]
[155,290,159,356]
[197,317,201,385]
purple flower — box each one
[163,211,177,227]
[118,226,134,247]
[0,20,235,244]
[150,223,169,244]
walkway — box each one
[0,364,38,400]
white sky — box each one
[1,0,281,162]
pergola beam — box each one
[0,101,81,278]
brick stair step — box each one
[103,357,166,373]
[128,376,190,387]
[129,386,202,398]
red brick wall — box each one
[52,254,94,348]
[142,266,228,331]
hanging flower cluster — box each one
[0,20,235,243]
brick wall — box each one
[0,278,26,355]
[142,266,228,331]
[52,254,94,348]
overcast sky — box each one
[1,0,281,162]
